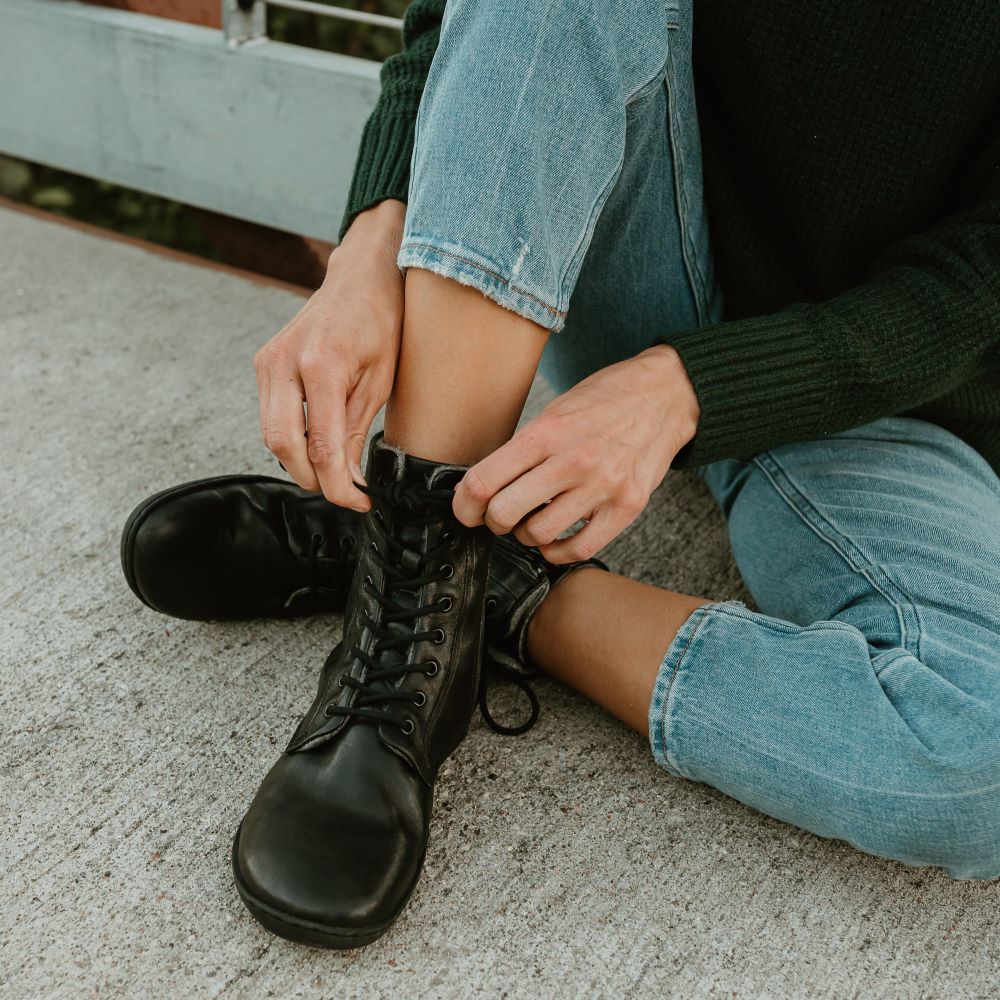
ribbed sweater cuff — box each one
[661,309,836,468]
[338,111,418,242]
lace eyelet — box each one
[440,563,454,580]
[431,628,446,644]
[438,596,453,613]
[412,691,427,707]
[424,659,439,676]
[323,704,336,718]
[369,541,378,554]
[311,531,326,545]
[338,674,347,687]
[364,574,374,588]
[485,597,499,615]
[400,719,415,735]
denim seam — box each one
[704,600,858,636]
[556,56,671,314]
[870,647,915,678]
[663,42,709,326]
[752,453,925,660]
[399,242,566,320]
[654,603,714,775]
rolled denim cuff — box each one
[648,599,868,783]
[398,238,568,333]
[648,601,732,776]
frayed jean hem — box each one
[398,240,567,333]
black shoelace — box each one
[478,659,539,736]
[321,478,540,737]
[322,479,459,733]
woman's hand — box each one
[452,345,700,562]
[253,199,406,511]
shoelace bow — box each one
[322,478,538,737]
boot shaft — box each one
[288,434,492,783]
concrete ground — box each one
[2,203,997,999]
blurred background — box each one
[0,0,406,287]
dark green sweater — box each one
[341,1,1000,473]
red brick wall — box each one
[86,1,221,28]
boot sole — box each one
[230,824,424,950]
[119,474,300,618]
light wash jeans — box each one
[397,0,1000,878]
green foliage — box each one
[0,156,219,257]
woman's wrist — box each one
[335,199,407,269]
[639,343,700,450]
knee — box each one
[871,652,1000,878]
[438,0,672,96]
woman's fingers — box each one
[257,342,388,510]
[453,425,551,526]
[343,373,390,503]
[539,503,626,565]
[302,370,365,509]
[481,459,571,536]
[511,488,597,548]
[265,374,319,491]
[254,353,271,445]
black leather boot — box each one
[233,434,492,948]
[120,477,606,632]
[475,535,608,733]
[120,476,360,620]
[484,534,608,677]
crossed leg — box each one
[385,0,1000,880]
[530,419,1000,879]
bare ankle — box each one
[525,564,603,667]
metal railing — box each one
[1,0,388,239]
[223,0,403,45]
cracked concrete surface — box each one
[2,205,998,998]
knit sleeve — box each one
[664,140,1000,469]
[338,0,445,241]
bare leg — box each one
[527,567,709,733]
[385,270,550,465]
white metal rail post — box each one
[0,0,402,241]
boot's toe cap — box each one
[235,742,429,936]
[124,489,226,612]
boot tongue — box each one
[396,523,425,577]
